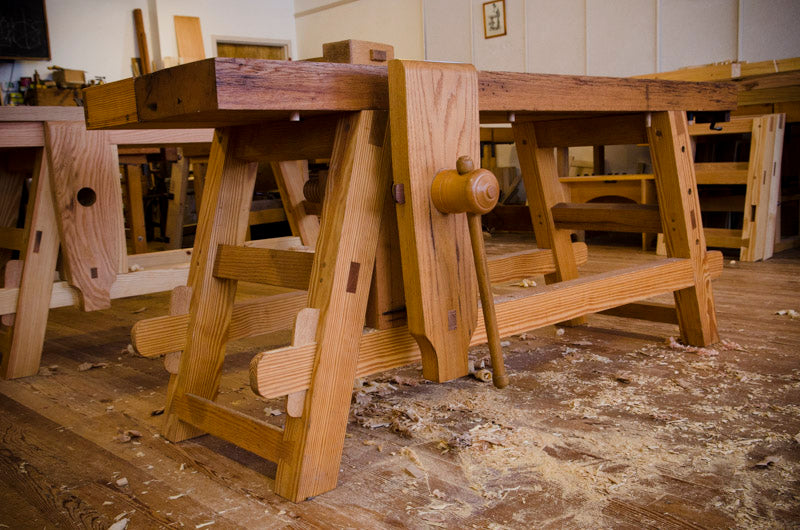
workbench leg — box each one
[1,149,60,379]
[45,122,126,311]
[272,160,320,247]
[123,164,149,254]
[512,121,585,326]
[0,153,26,275]
[276,111,389,502]
[163,129,258,442]
[165,150,190,250]
[647,111,719,346]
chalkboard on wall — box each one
[0,0,51,60]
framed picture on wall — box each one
[483,0,506,39]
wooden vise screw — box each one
[431,156,509,388]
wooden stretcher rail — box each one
[551,203,663,233]
[137,245,584,357]
[83,58,737,129]
[251,252,723,398]
[172,393,291,463]
[132,244,588,358]
[0,237,304,316]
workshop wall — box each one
[294,0,425,60]
[0,0,297,88]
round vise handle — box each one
[431,156,499,215]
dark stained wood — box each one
[551,202,663,233]
[84,58,737,129]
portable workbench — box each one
[0,106,215,379]
[83,58,736,501]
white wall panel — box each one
[739,0,800,62]
[424,0,472,63]
[660,0,738,71]
[295,0,424,60]
[525,0,585,74]
[586,0,657,76]
[471,0,525,72]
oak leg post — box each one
[275,110,390,502]
[1,149,60,379]
[512,121,585,326]
[163,128,258,441]
[647,111,719,346]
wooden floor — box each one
[1,236,799,529]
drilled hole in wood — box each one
[77,187,97,207]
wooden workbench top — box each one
[84,58,737,130]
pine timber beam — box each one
[231,115,340,162]
[133,244,590,359]
[0,228,24,252]
[551,203,663,233]
[251,252,724,399]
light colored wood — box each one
[82,77,138,129]
[131,244,588,359]
[163,285,193,374]
[251,254,724,398]
[748,114,785,261]
[634,57,800,82]
[163,128,258,443]
[0,106,86,123]
[122,164,148,254]
[740,115,777,261]
[133,8,151,75]
[282,308,319,418]
[0,122,45,148]
[694,162,749,185]
[133,291,307,359]
[45,122,126,311]
[165,151,190,249]
[551,203,662,233]
[513,120,584,326]
[389,60,478,383]
[272,160,320,246]
[174,16,205,63]
[322,40,395,65]
[172,393,290,462]
[106,128,213,146]
[274,111,390,501]
[213,245,313,290]
[705,228,745,248]
[688,118,753,136]
[647,111,719,346]
[1,260,22,326]
[247,207,287,226]
[1,150,61,379]
[486,243,588,283]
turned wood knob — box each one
[431,157,499,215]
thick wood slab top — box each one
[84,58,737,129]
